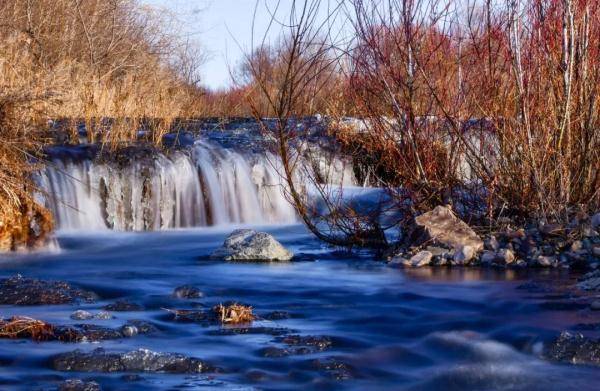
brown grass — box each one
[213,303,255,324]
[0,316,54,341]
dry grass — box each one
[213,303,255,324]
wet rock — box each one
[211,229,293,261]
[173,285,203,299]
[0,276,95,305]
[544,332,600,366]
[307,358,357,380]
[103,300,144,311]
[453,245,475,265]
[407,206,483,252]
[262,311,293,320]
[590,301,600,311]
[208,327,290,336]
[58,379,101,391]
[402,251,433,267]
[55,325,123,342]
[279,335,333,351]
[70,310,94,321]
[126,320,159,334]
[577,270,600,291]
[121,325,138,337]
[52,348,212,373]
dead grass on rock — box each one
[0,316,55,341]
[213,303,255,324]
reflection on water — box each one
[0,224,598,391]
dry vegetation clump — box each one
[0,0,209,249]
[0,316,55,341]
[213,303,255,324]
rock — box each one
[173,285,203,299]
[485,236,500,251]
[544,331,600,366]
[453,245,476,265]
[52,348,212,373]
[408,206,483,252]
[577,270,600,291]
[58,379,101,391]
[537,255,558,268]
[279,335,333,351]
[211,229,293,261]
[126,320,159,334]
[402,251,433,267]
[121,325,138,337]
[497,248,516,265]
[593,246,600,257]
[591,213,600,230]
[0,276,96,305]
[480,251,497,265]
[103,300,144,312]
[590,301,600,311]
[70,310,94,320]
[571,240,583,252]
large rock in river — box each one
[211,229,293,262]
[407,206,483,252]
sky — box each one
[142,0,298,90]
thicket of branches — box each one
[243,0,599,247]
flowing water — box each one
[0,226,599,390]
[1,128,599,389]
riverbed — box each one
[1,224,599,390]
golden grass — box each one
[0,316,54,341]
[213,303,255,324]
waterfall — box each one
[38,141,300,231]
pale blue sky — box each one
[143,0,298,90]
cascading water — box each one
[37,141,306,231]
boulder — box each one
[408,206,483,252]
[211,229,293,262]
[401,251,433,267]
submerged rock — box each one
[52,348,212,373]
[0,276,96,305]
[58,379,101,391]
[544,332,600,366]
[408,206,483,252]
[577,270,600,291]
[103,300,144,311]
[173,285,203,299]
[211,229,293,262]
[70,310,94,321]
